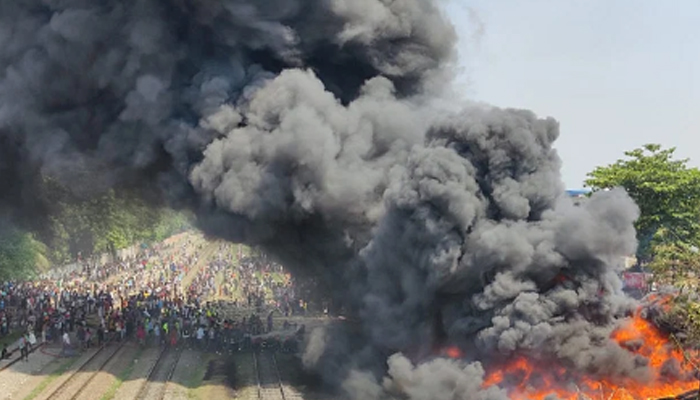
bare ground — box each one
[0,344,71,400]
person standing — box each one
[18,335,28,362]
[28,330,37,348]
[62,331,71,357]
[76,326,85,349]
[196,325,205,349]
[85,327,92,349]
[267,311,273,333]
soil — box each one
[0,344,68,400]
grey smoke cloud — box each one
[0,0,646,398]
[343,353,510,400]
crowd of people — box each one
[0,233,200,359]
[1,233,309,361]
[220,251,309,316]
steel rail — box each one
[39,339,123,400]
[134,346,183,400]
[253,350,287,400]
[69,341,127,400]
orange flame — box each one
[478,305,698,400]
[444,346,463,359]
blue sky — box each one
[444,0,699,188]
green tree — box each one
[30,174,194,265]
[646,241,700,345]
[43,188,193,263]
[647,241,700,286]
[585,144,700,260]
[0,228,49,279]
[587,145,700,344]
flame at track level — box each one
[442,306,698,400]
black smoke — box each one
[1,1,643,398]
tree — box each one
[587,145,700,345]
[585,144,700,260]
[38,177,194,263]
[0,228,49,280]
[647,241,700,286]
[646,241,700,344]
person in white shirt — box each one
[62,331,71,356]
[196,326,205,349]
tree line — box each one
[0,177,192,280]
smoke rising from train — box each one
[0,1,644,398]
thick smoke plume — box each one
[1,0,643,398]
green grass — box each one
[186,353,213,399]
[23,356,80,400]
[0,331,23,347]
[230,352,257,398]
[270,272,286,285]
[231,244,252,259]
[99,347,144,400]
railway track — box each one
[253,351,303,400]
[36,340,127,400]
[0,342,44,372]
[134,346,182,400]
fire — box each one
[444,346,463,359]
[478,307,699,400]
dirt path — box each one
[0,344,68,400]
[14,346,99,400]
[181,240,220,289]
